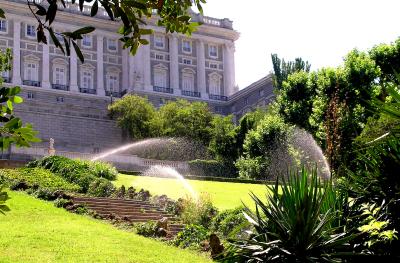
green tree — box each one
[271,53,311,90]
[108,94,156,139]
[0,0,206,62]
[157,99,214,145]
[275,70,317,130]
[208,115,238,163]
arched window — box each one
[209,73,222,95]
[153,64,168,88]
[106,67,120,92]
[181,68,195,91]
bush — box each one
[173,224,208,249]
[211,207,248,238]
[223,167,357,262]
[180,193,218,228]
[134,221,159,237]
[188,160,237,178]
[87,178,116,197]
[0,168,80,192]
[27,156,117,192]
[54,198,73,208]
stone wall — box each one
[15,87,123,153]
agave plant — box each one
[222,168,356,263]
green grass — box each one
[115,174,269,210]
[0,191,211,263]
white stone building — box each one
[0,0,274,154]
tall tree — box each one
[271,54,311,90]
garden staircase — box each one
[72,196,185,237]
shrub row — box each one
[0,168,81,192]
[27,156,117,196]
[188,159,238,178]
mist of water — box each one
[144,165,198,200]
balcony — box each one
[23,80,41,87]
[181,90,201,98]
[1,77,11,83]
[153,86,173,94]
[52,84,70,91]
[79,88,96,94]
[209,94,228,101]
[105,89,127,98]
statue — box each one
[48,138,56,156]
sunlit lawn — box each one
[0,191,211,263]
[115,174,270,210]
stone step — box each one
[73,199,160,208]
[73,197,153,206]
[78,203,163,211]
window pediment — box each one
[24,54,40,62]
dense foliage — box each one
[0,184,10,215]
[180,193,218,228]
[223,168,355,262]
[0,0,205,63]
[188,159,237,178]
[173,224,208,249]
[27,156,117,196]
[0,168,81,192]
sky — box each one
[201,0,400,89]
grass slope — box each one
[115,174,269,210]
[0,191,211,263]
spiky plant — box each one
[222,168,356,263]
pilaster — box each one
[196,39,207,99]
[12,20,22,85]
[69,46,79,92]
[142,35,152,91]
[122,48,129,91]
[223,41,235,96]
[128,54,135,91]
[42,32,50,88]
[169,35,179,95]
[96,35,105,96]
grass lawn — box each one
[115,174,269,210]
[0,191,211,263]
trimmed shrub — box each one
[211,207,248,238]
[134,221,159,237]
[173,224,208,249]
[87,178,116,197]
[188,160,237,178]
[180,193,218,228]
[0,168,80,192]
[27,156,117,192]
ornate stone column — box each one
[223,41,236,96]
[128,54,135,91]
[169,34,179,95]
[122,48,129,91]
[142,35,152,91]
[42,32,50,88]
[12,20,22,85]
[69,42,79,92]
[196,39,207,99]
[96,35,105,96]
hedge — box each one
[0,168,81,192]
[188,160,238,178]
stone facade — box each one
[0,0,275,153]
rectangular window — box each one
[0,20,7,33]
[27,92,35,99]
[244,97,248,105]
[82,35,92,48]
[183,58,192,65]
[154,35,165,49]
[82,71,93,89]
[209,63,218,69]
[56,96,64,103]
[26,24,36,37]
[25,63,38,81]
[182,40,192,53]
[154,69,167,88]
[107,74,119,91]
[155,54,164,60]
[209,44,218,58]
[107,39,117,52]
[54,67,66,85]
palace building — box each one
[0,0,274,154]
